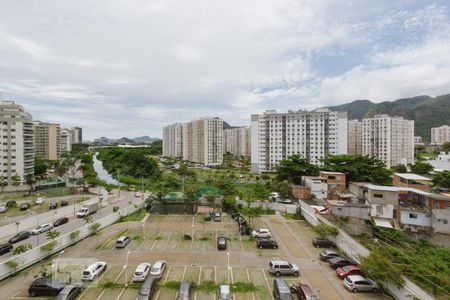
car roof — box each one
[136,263,150,270]
[329,256,347,262]
[347,275,366,281]
[154,260,165,267]
[270,260,289,264]
[298,284,315,295]
[219,285,230,293]
[117,236,130,241]
[322,250,338,254]
[343,265,360,270]
[274,278,290,291]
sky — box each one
[0,0,449,140]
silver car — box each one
[344,275,379,293]
[268,260,300,277]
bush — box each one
[314,223,339,237]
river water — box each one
[93,153,118,185]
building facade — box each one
[0,101,34,184]
[347,119,362,155]
[362,115,414,168]
[162,123,183,158]
[34,122,61,161]
[60,129,72,154]
[223,126,251,157]
[68,127,82,144]
[431,125,450,145]
[182,117,223,166]
[250,108,348,173]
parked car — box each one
[275,198,293,204]
[336,265,365,279]
[28,278,65,297]
[150,260,167,278]
[252,229,271,238]
[328,257,356,269]
[268,260,300,277]
[0,205,8,213]
[49,202,59,209]
[312,237,336,248]
[31,223,54,235]
[133,263,151,282]
[290,283,319,300]
[20,202,30,210]
[53,217,69,227]
[35,198,45,204]
[231,213,241,221]
[319,250,340,261]
[82,262,107,281]
[344,275,379,293]
[176,281,196,300]
[135,192,142,198]
[239,225,250,236]
[256,239,278,249]
[204,212,211,221]
[272,278,293,300]
[60,200,69,206]
[56,283,83,300]
[9,231,31,244]
[115,236,131,248]
[217,236,227,250]
[6,200,17,207]
[137,277,159,300]
[217,284,232,300]
[0,242,13,255]
[214,212,222,222]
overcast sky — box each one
[1,0,449,140]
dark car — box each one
[137,277,158,300]
[53,217,69,227]
[231,213,241,220]
[319,250,340,261]
[176,281,196,300]
[56,284,83,300]
[312,237,336,248]
[328,257,356,269]
[9,231,31,244]
[49,202,59,209]
[290,283,319,300]
[6,200,17,208]
[60,200,69,206]
[257,239,278,249]
[217,236,227,250]
[28,278,65,297]
[0,242,13,255]
[239,225,250,236]
[204,212,211,221]
[20,202,30,210]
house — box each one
[430,193,450,235]
[327,200,370,220]
[392,173,432,191]
[363,185,399,220]
[289,184,311,200]
[319,171,346,198]
[348,182,372,200]
[302,176,327,199]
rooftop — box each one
[394,173,431,181]
[320,171,345,175]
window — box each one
[443,219,448,224]
[374,193,383,198]
[409,213,418,219]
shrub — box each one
[314,223,339,237]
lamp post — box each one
[142,222,146,241]
[55,250,64,280]
[124,251,130,287]
[117,170,121,198]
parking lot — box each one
[5,214,388,299]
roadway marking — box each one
[115,288,125,300]
[176,231,183,250]
[197,266,202,284]
[181,265,187,281]
[163,265,172,284]
[214,266,217,283]
[246,267,256,300]
[163,232,172,250]
[262,269,275,300]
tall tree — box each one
[276,155,319,184]
[34,157,49,178]
[410,161,434,175]
[432,171,450,189]
[321,155,391,185]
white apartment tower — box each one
[0,101,34,184]
[362,115,414,168]
[162,123,183,158]
[60,129,72,154]
[182,117,223,166]
[348,119,363,155]
[224,126,251,157]
[431,125,450,145]
[251,108,348,173]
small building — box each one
[327,200,370,220]
[392,173,432,191]
[348,182,372,200]
[302,176,327,199]
[319,171,346,198]
[363,185,399,220]
[289,184,311,200]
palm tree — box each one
[0,177,8,193]
[25,174,36,189]
[11,174,21,195]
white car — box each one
[150,260,167,278]
[135,192,142,198]
[0,205,8,213]
[31,223,54,235]
[82,262,107,281]
[35,198,45,204]
[218,284,232,300]
[133,263,151,282]
[252,229,271,238]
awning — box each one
[373,218,394,229]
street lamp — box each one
[142,222,146,241]
[124,251,130,287]
[55,250,65,280]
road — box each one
[0,190,142,263]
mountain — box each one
[328,94,450,141]
[132,136,159,144]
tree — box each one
[313,223,339,237]
[321,155,391,185]
[11,174,21,194]
[360,248,404,285]
[276,155,319,184]
[0,177,7,192]
[89,222,101,234]
[410,161,434,175]
[34,157,49,178]
[442,142,450,152]
[46,230,60,240]
[83,215,93,224]
[13,243,32,255]
[432,171,450,188]
[25,174,36,188]
[395,164,407,173]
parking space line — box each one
[163,265,172,284]
[246,267,256,300]
[96,289,106,300]
[262,269,275,300]
[155,290,161,300]
[163,232,172,250]
[198,266,202,284]
[114,267,125,282]
[177,231,183,250]
[214,266,217,283]
[230,266,234,284]
[115,288,125,300]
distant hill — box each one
[132,136,159,144]
[328,94,450,141]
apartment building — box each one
[69,127,82,144]
[182,117,223,166]
[60,129,72,154]
[223,126,251,157]
[250,108,348,173]
[34,122,61,161]
[347,119,362,155]
[162,123,183,158]
[362,115,414,168]
[431,125,450,145]
[0,101,34,184]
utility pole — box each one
[117,170,121,198]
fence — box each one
[0,198,99,240]
[298,200,434,300]
[0,203,142,281]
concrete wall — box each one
[370,204,395,219]
[366,189,398,205]
[432,209,450,234]
[331,205,370,220]
[400,210,431,227]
